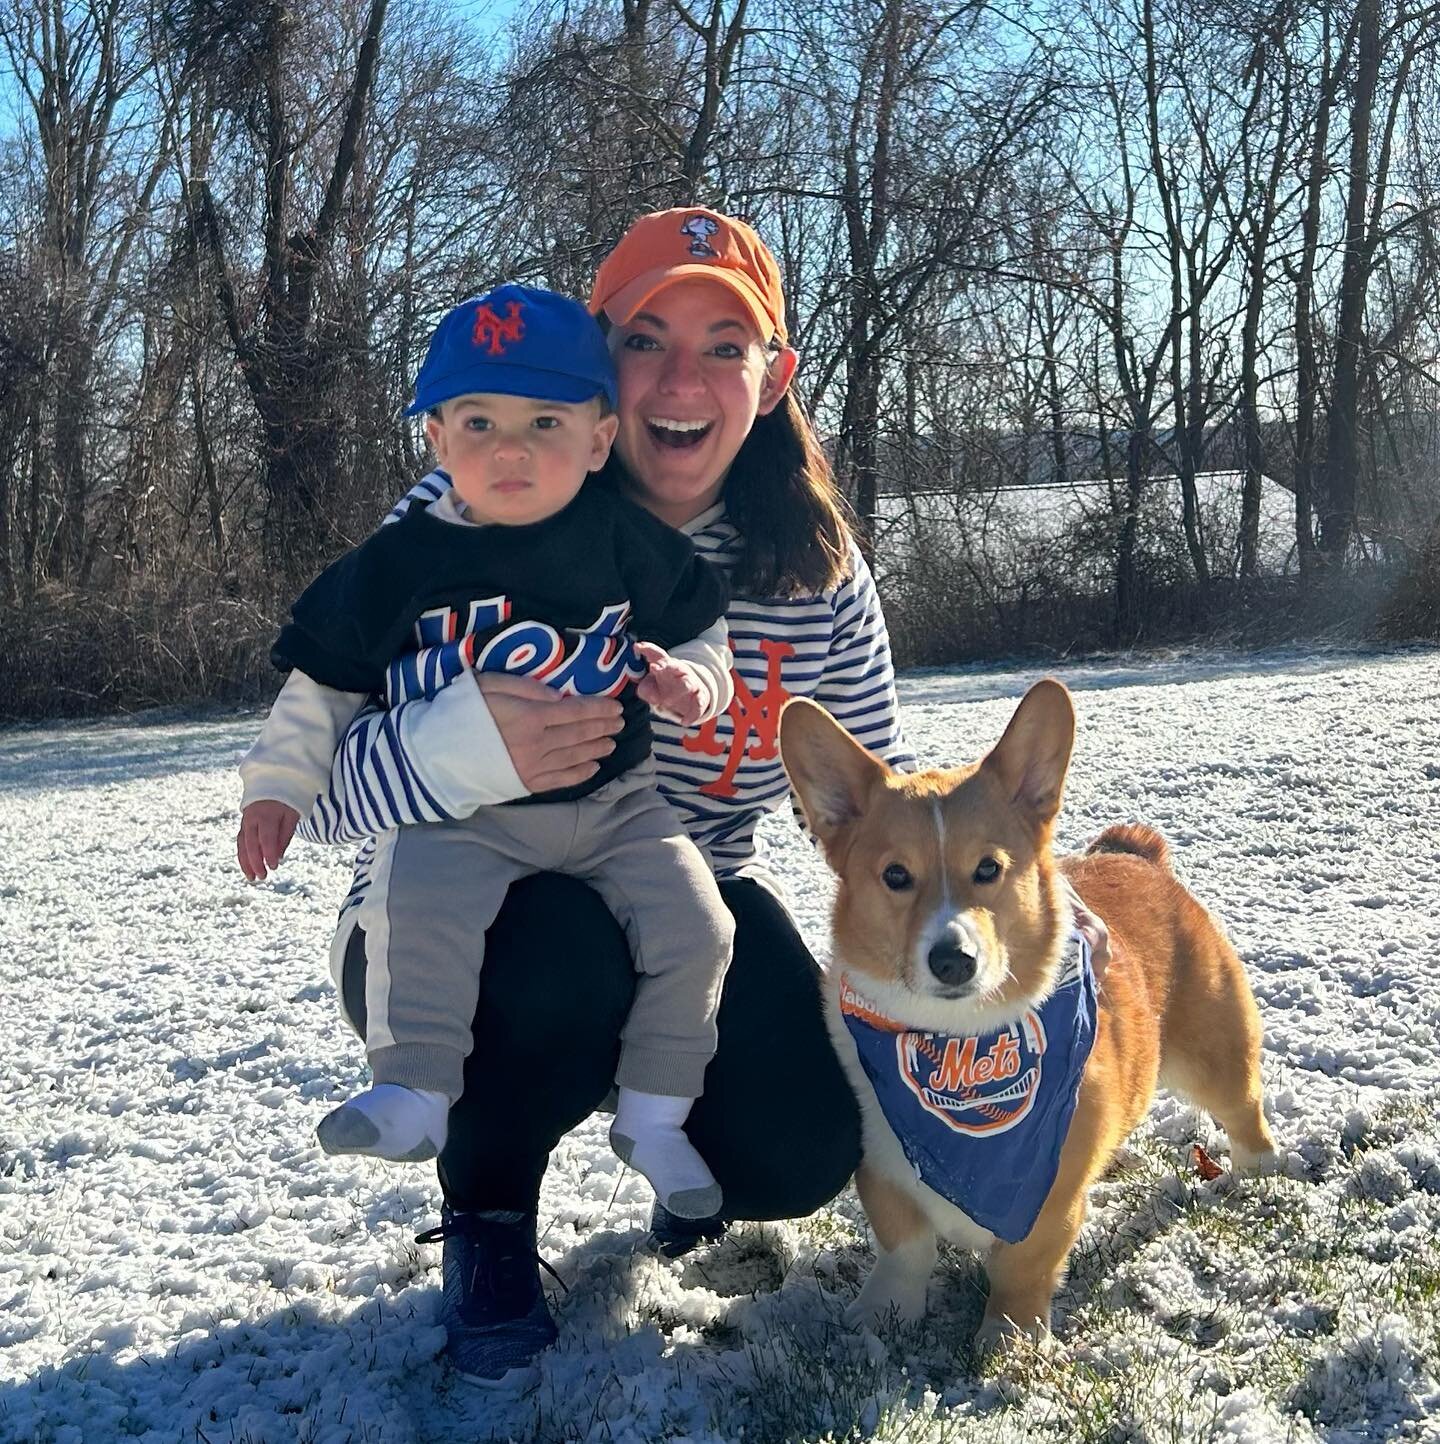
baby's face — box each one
[426,392,618,526]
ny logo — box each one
[683,638,794,798]
[472,301,525,355]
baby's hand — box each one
[634,641,708,727]
[237,801,302,882]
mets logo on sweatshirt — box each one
[839,978,1046,1138]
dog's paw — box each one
[845,1276,927,1331]
[973,1312,1048,1369]
[973,1316,1013,1365]
[1230,1144,1284,1179]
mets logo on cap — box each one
[898,1013,1046,1137]
[471,298,525,354]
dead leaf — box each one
[1192,1143,1223,1181]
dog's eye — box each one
[881,863,913,892]
[973,857,1002,884]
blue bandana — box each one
[840,932,1097,1244]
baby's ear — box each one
[590,410,620,469]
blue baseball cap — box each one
[405,283,618,416]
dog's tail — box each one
[1087,823,1171,870]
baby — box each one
[237,285,735,1218]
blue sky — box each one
[0,0,531,142]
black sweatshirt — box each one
[272,485,729,802]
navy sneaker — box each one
[646,1200,728,1259]
[415,1207,562,1388]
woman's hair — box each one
[720,381,855,598]
[594,337,855,598]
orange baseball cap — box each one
[589,206,788,343]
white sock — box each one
[316,1084,450,1162]
[610,1088,722,1219]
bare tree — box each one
[168,0,391,564]
[1320,0,1440,561]
[1224,0,1304,577]
[6,0,1440,716]
[793,0,1060,550]
[0,0,176,581]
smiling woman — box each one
[264,207,916,1389]
[606,286,784,527]
[590,213,850,600]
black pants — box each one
[341,873,862,1219]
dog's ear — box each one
[779,698,889,851]
[982,678,1075,824]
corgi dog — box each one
[778,680,1279,1355]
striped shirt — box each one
[303,469,914,914]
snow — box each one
[3,646,1440,1443]
[877,470,1302,581]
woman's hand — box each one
[477,672,624,793]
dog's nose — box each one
[927,941,977,988]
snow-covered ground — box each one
[4,647,1440,1444]
[876,470,1301,585]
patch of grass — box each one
[1380,1250,1440,1309]
[509,1102,1440,1443]
[1339,1097,1435,1157]
[711,1312,895,1442]
[793,1207,869,1252]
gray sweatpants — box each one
[350,762,734,1102]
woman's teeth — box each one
[646,418,712,449]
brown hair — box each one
[720,385,854,598]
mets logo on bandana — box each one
[473,300,524,355]
[680,215,720,257]
[898,1013,1047,1137]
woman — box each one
[300,207,1105,1386]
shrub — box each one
[0,578,279,721]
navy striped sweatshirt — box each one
[300,470,915,912]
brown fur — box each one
[1087,822,1170,869]
[779,680,1277,1355]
